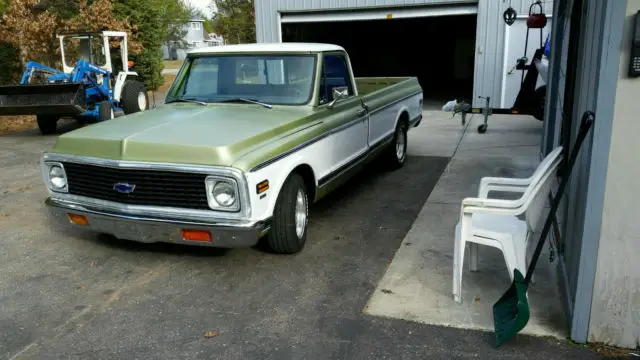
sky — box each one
[185,0,214,17]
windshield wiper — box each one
[166,97,207,106]
[220,98,272,109]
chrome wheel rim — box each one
[138,92,147,110]
[396,129,406,160]
[295,189,307,239]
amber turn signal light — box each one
[257,180,269,194]
[181,229,212,242]
[67,213,88,225]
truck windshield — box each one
[167,54,317,106]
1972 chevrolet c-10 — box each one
[41,43,423,254]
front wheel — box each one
[266,173,309,254]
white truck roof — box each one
[188,42,345,55]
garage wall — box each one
[588,0,639,348]
[254,0,553,107]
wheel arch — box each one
[250,155,319,221]
[291,164,316,202]
[395,108,410,130]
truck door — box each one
[319,53,369,177]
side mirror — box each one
[328,86,349,108]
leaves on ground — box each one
[204,331,220,338]
[381,289,393,294]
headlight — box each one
[45,163,68,192]
[205,176,240,212]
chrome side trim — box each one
[250,91,421,172]
[42,153,252,220]
[250,114,367,172]
[366,91,422,115]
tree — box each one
[209,0,255,44]
[203,17,215,34]
[0,0,58,66]
[165,0,193,50]
[0,0,141,68]
[114,0,191,90]
[0,0,189,90]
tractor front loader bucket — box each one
[0,83,86,117]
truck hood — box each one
[51,103,314,168]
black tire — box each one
[120,80,149,114]
[532,86,546,121]
[266,173,309,254]
[98,101,114,122]
[36,115,58,135]
[383,121,408,170]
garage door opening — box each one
[282,14,477,108]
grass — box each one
[163,60,184,69]
[0,115,36,135]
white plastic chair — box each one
[452,147,563,303]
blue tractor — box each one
[0,31,149,135]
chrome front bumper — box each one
[45,198,269,248]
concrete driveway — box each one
[0,116,603,359]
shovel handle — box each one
[524,111,594,284]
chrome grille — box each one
[61,162,210,210]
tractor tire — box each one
[98,101,114,122]
[36,115,58,135]
[121,80,149,114]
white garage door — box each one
[279,4,478,28]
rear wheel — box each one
[383,121,408,170]
[121,80,148,114]
[36,115,58,135]
[266,173,309,254]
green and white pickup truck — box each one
[41,43,423,254]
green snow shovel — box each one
[493,110,594,348]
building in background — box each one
[254,0,553,107]
[163,17,225,60]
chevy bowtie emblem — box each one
[113,182,136,194]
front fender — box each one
[244,153,316,222]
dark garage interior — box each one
[282,14,477,106]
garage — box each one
[278,5,478,106]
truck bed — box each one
[355,77,412,96]
[355,77,422,116]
